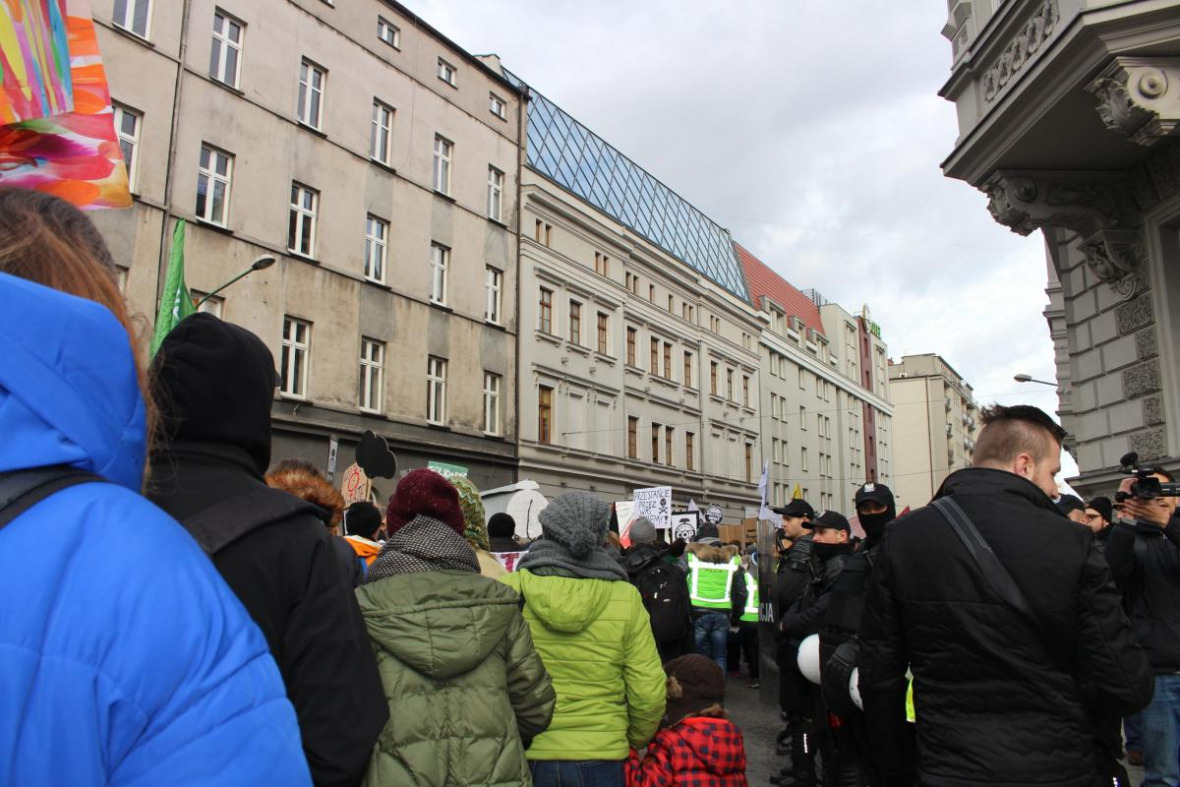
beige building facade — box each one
[888,354,979,508]
[940,0,1180,497]
[91,0,522,488]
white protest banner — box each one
[633,486,673,530]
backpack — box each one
[0,465,104,532]
[632,560,692,643]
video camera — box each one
[1115,452,1180,502]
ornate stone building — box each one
[940,0,1180,496]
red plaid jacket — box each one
[626,717,748,786]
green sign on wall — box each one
[427,461,468,479]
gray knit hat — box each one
[629,516,658,544]
[538,491,610,558]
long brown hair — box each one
[0,188,158,471]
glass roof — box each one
[504,70,749,301]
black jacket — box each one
[773,532,814,619]
[859,468,1152,787]
[1104,517,1180,672]
[779,545,850,642]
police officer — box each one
[818,483,899,787]
[771,500,816,758]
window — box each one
[665,427,674,467]
[529,289,552,336]
[798,368,806,389]
[648,284,656,302]
[426,356,447,424]
[683,351,694,388]
[534,219,553,246]
[710,315,721,333]
[569,301,582,345]
[280,317,310,398]
[287,183,317,256]
[483,372,501,435]
[650,338,659,373]
[726,369,734,400]
[485,266,502,324]
[628,416,639,459]
[486,166,504,222]
[538,385,553,444]
[743,375,750,406]
[595,252,609,276]
[429,242,448,305]
[597,312,609,354]
[651,424,661,464]
[625,272,639,294]
[364,215,388,283]
[663,343,672,380]
[626,327,637,366]
[358,338,384,413]
[710,362,718,396]
[667,294,674,312]
[745,443,754,483]
[115,267,129,293]
[190,290,222,317]
[801,447,809,472]
[489,92,506,120]
[370,100,393,164]
[113,104,140,191]
[297,59,325,130]
[377,16,400,48]
[210,11,243,88]
[816,376,824,398]
[437,57,457,87]
[686,432,695,471]
[433,135,453,194]
[800,405,807,427]
[113,0,151,38]
[196,145,233,226]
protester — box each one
[621,516,694,662]
[1056,493,1089,525]
[774,510,854,787]
[502,491,666,786]
[267,458,362,587]
[489,511,520,552]
[1106,467,1180,786]
[1083,496,1115,551]
[686,528,747,673]
[0,189,309,784]
[450,475,506,579]
[343,501,384,579]
[149,313,387,786]
[625,655,749,787]
[357,469,555,785]
[859,404,1152,787]
[728,544,761,689]
[818,484,901,787]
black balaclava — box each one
[855,484,897,547]
[812,540,853,562]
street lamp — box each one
[195,255,276,309]
[1013,373,1057,386]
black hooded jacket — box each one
[148,314,387,787]
[1104,516,1180,672]
[858,468,1152,787]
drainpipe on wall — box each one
[513,84,529,484]
[154,0,192,306]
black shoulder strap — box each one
[931,497,1039,628]
[183,486,320,555]
[0,465,104,532]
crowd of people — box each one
[2,189,1179,787]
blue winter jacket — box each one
[0,272,312,786]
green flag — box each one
[151,219,196,355]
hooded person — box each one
[148,313,387,787]
[356,469,556,786]
[488,512,520,553]
[625,655,749,787]
[450,475,506,579]
[686,531,748,674]
[502,491,666,786]
[621,517,693,663]
[267,458,363,588]
[343,501,383,578]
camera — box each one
[1115,452,1180,502]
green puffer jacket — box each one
[501,569,666,762]
[357,570,556,786]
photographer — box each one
[1106,466,1180,785]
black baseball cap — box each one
[804,510,851,533]
[855,483,894,509]
[772,499,815,519]
[1056,494,1085,516]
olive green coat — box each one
[500,570,666,762]
[357,570,556,786]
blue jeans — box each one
[1126,710,1144,751]
[693,611,729,673]
[529,760,624,787]
[1143,673,1180,787]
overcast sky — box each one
[410,1,1078,480]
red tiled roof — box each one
[734,243,825,338]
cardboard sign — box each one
[633,486,673,530]
[670,511,699,542]
[493,551,524,572]
[340,463,371,506]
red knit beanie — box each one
[385,469,465,536]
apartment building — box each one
[739,245,894,514]
[91,0,522,488]
[888,353,979,508]
[506,81,764,522]
[939,0,1180,496]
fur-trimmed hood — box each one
[686,542,739,565]
[265,466,345,528]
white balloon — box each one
[849,667,863,710]
[797,634,822,684]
